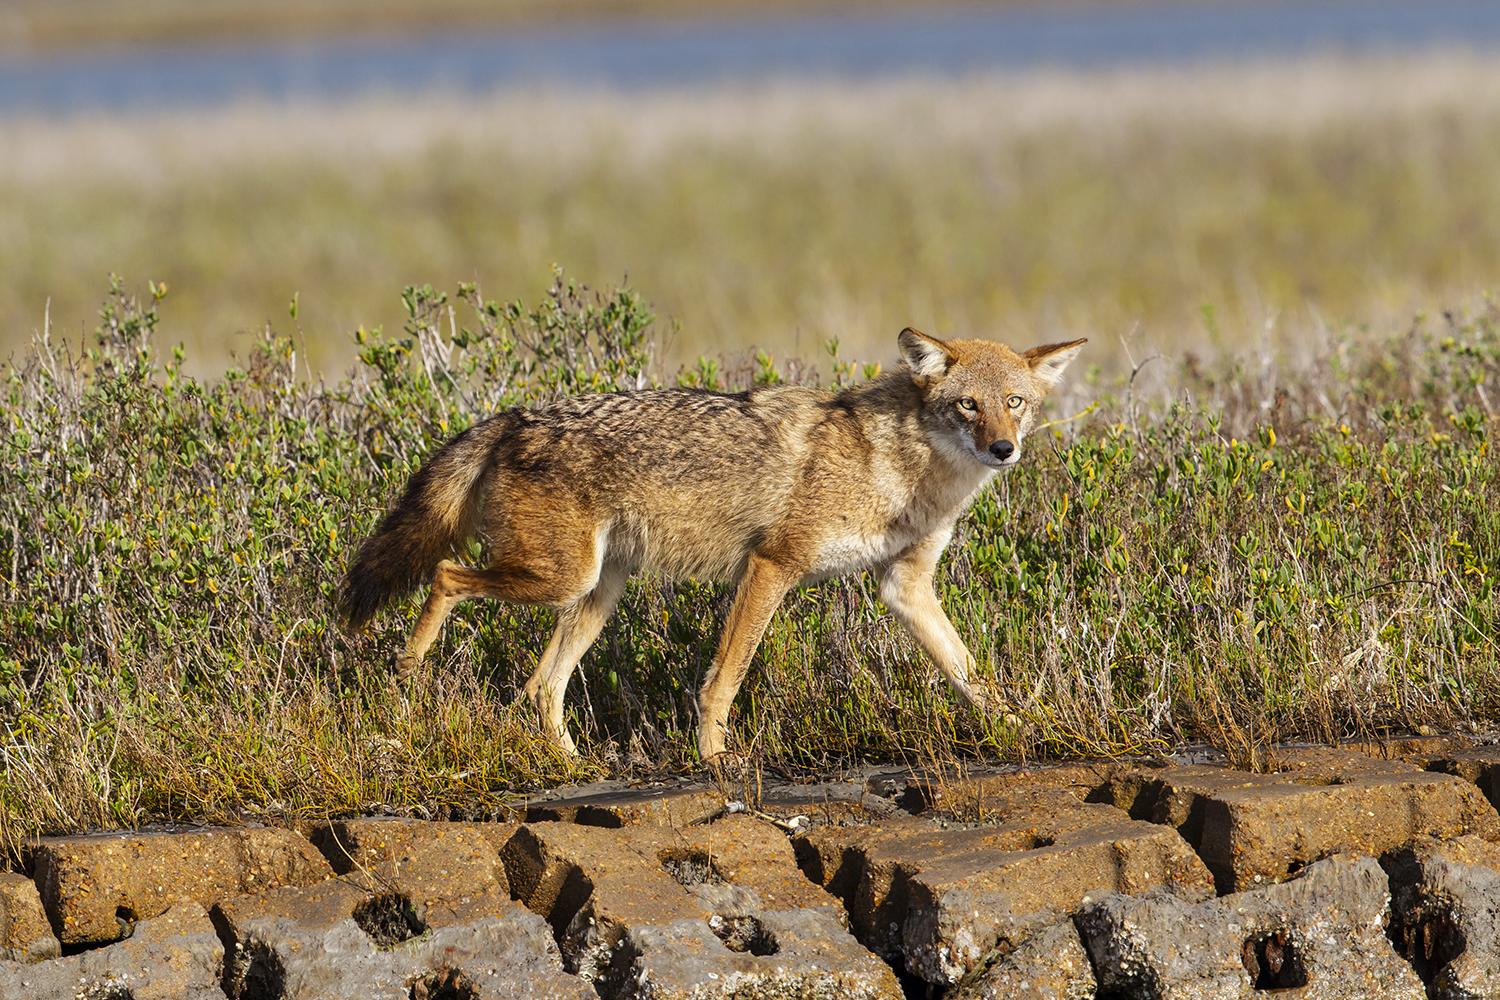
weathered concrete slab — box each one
[524,782,729,827]
[797,791,1213,985]
[1428,745,1500,810]
[1100,750,1420,817]
[1275,746,1432,776]
[1078,855,1424,1000]
[215,878,590,1000]
[524,778,901,832]
[1098,757,1500,892]
[868,761,1124,817]
[1195,775,1497,893]
[947,919,1095,1000]
[311,817,516,899]
[758,781,903,826]
[1338,734,1471,763]
[668,814,850,917]
[504,816,902,999]
[1386,834,1500,999]
[0,872,60,963]
[32,826,331,945]
[0,901,224,999]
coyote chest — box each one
[803,469,988,580]
[806,526,916,579]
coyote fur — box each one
[341,329,1085,759]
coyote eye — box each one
[957,397,978,412]
[1007,395,1025,409]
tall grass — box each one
[1,272,1495,857]
[5,56,1500,376]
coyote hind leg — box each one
[397,559,494,675]
[521,563,629,755]
[395,548,596,676]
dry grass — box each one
[5,53,1500,378]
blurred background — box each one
[3,0,1500,375]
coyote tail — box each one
[339,417,506,631]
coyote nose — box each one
[989,440,1016,461]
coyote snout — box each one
[341,328,1084,760]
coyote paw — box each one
[962,685,1017,723]
[519,686,579,757]
[704,749,749,783]
[697,727,728,764]
[392,654,420,679]
[978,696,1023,729]
[552,729,579,757]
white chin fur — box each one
[929,432,1018,471]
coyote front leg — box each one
[697,554,795,760]
[878,532,991,712]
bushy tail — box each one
[339,417,508,630]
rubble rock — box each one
[1098,759,1500,892]
[1077,855,1424,1000]
[504,816,902,999]
[311,817,516,899]
[1385,834,1500,999]
[758,781,903,826]
[868,761,1124,817]
[1428,745,1500,811]
[0,901,224,1000]
[947,919,1096,1000]
[215,878,591,999]
[797,791,1212,984]
[0,872,60,962]
[523,782,729,827]
[32,826,331,945]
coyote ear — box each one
[1024,338,1087,389]
[898,328,954,378]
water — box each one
[2,0,1500,117]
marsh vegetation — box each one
[2,49,1498,854]
[1,269,1494,856]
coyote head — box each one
[898,327,1086,469]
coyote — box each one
[341,329,1084,759]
